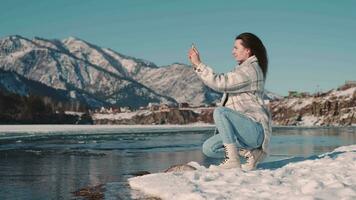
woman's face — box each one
[232,39,251,64]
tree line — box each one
[0,89,91,124]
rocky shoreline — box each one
[269,86,356,126]
[93,108,214,125]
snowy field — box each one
[129,145,356,200]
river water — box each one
[0,125,355,199]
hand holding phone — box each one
[188,43,201,66]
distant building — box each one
[300,92,311,98]
[288,91,299,98]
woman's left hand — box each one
[188,46,201,66]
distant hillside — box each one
[0,88,90,124]
[269,82,356,126]
[0,69,95,124]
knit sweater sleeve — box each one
[193,62,252,93]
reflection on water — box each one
[0,126,355,199]
[269,127,356,161]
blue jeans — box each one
[202,107,265,158]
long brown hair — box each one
[235,33,268,79]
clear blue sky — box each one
[1,0,355,95]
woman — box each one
[188,32,272,170]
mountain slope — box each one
[0,35,176,108]
[132,63,222,106]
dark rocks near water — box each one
[130,171,152,176]
[72,163,196,200]
[72,184,105,200]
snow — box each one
[285,98,298,108]
[179,107,213,114]
[121,59,138,73]
[292,98,313,111]
[64,111,84,116]
[340,112,352,120]
[92,109,206,120]
[32,38,59,50]
[330,87,356,98]
[92,110,152,120]
[102,48,138,73]
[93,112,138,120]
[5,48,33,60]
[299,115,319,126]
[69,90,76,98]
[129,145,356,200]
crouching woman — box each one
[188,32,272,170]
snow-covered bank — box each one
[129,145,356,200]
[0,124,215,140]
[270,84,356,126]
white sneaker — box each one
[209,143,241,170]
[241,148,265,171]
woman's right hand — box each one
[188,45,201,67]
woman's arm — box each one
[188,45,252,93]
[193,62,252,93]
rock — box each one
[72,184,105,200]
[129,163,197,178]
[130,171,151,176]
[164,164,197,173]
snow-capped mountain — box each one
[131,63,222,106]
[0,68,107,106]
[0,35,177,108]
